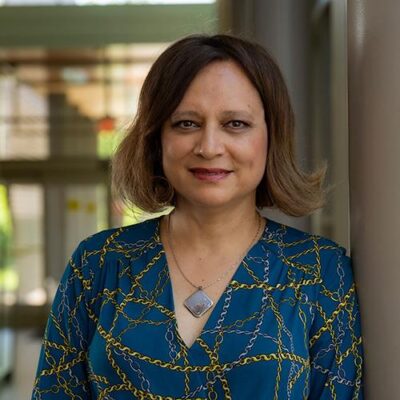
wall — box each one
[348,1,400,397]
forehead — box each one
[175,60,264,113]
[189,60,255,91]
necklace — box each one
[166,212,263,318]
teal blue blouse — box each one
[32,217,363,399]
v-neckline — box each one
[153,215,269,352]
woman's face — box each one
[161,60,268,210]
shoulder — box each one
[65,217,162,296]
[77,217,160,253]
[68,217,161,278]
[265,218,352,285]
[266,218,348,258]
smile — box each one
[189,168,232,182]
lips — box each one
[189,168,232,182]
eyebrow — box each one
[170,110,254,120]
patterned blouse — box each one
[32,217,363,399]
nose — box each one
[193,124,224,159]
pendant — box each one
[184,288,214,318]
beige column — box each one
[348,1,400,397]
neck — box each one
[166,199,262,252]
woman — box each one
[32,35,363,399]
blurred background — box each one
[1,0,397,399]
[0,0,347,398]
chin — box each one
[174,184,257,210]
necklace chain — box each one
[166,212,263,291]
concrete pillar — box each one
[348,1,400,397]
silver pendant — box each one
[184,288,214,318]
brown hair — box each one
[112,34,325,216]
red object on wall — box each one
[98,116,115,132]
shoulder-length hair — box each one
[112,34,325,216]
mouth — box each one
[189,168,232,182]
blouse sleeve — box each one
[308,247,363,399]
[32,242,93,399]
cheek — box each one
[256,130,268,156]
[245,131,268,171]
[160,132,175,175]
[161,133,179,162]
[161,132,192,169]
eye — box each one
[225,120,250,129]
[172,120,199,130]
